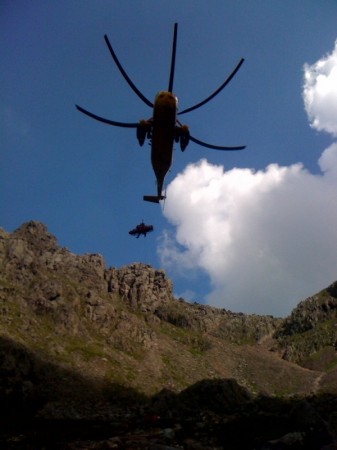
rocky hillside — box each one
[274,281,337,395]
[1,221,337,448]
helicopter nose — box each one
[155,91,178,107]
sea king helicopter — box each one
[76,23,245,203]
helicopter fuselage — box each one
[143,91,178,203]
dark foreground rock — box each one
[0,393,335,449]
[0,334,336,449]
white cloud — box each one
[318,142,337,179]
[158,40,337,318]
[303,40,337,136]
[159,157,337,317]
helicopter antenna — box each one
[168,23,178,93]
[104,35,154,108]
[178,58,244,115]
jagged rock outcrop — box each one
[274,283,337,371]
[0,221,280,343]
[154,300,280,343]
[1,221,172,303]
[106,263,173,311]
[1,221,172,337]
[276,281,337,336]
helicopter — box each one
[76,23,245,203]
[129,221,154,238]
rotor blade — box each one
[178,58,244,115]
[104,35,153,108]
[76,105,139,128]
[168,23,178,93]
[189,134,245,150]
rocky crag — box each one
[1,221,337,449]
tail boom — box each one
[143,195,165,203]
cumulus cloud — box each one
[303,40,337,136]
[159,156,337,317]
[158,41,337,317]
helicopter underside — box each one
[76,23,245,204]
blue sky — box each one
[2,1,337,316]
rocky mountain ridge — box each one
[1,221,337,448]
